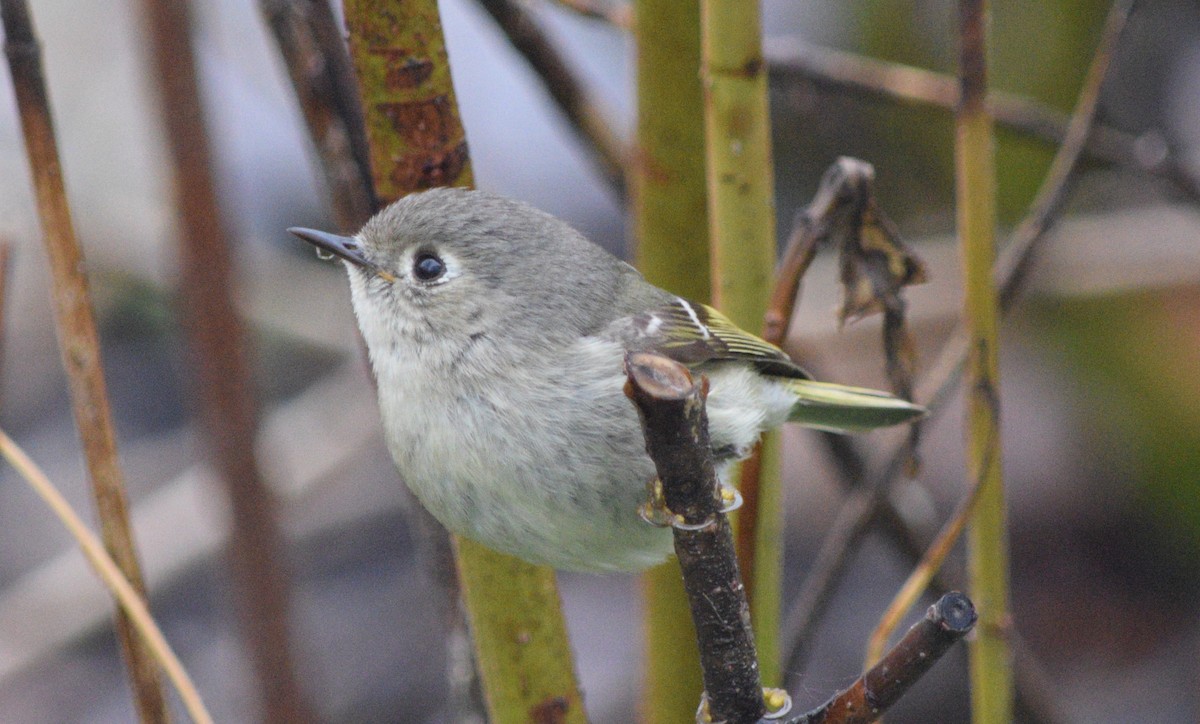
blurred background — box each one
[0,0,1198,721]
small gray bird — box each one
[290,188,923,572]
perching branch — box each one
[790,593,976,724]
[0,3,167,719]
[628,352,976,723]
[260,0,377,230]
[474,0,626,196]
[625,352,769,724]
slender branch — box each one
[0,240,10,409]
[763,36,1199,202]
[777,489,876,674]
[791,593,976,724]
[625,352,766,724]
[474,0,626,195]
[260,0,376,230]
[865,469,988,668]
[0,3,167,719]
[547,0,631,29]
[138,0,312,720]
[0,430,214,724]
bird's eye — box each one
[413,252,446,281]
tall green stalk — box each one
[344,4,584,722]
[632,0,709,719]
[955,2,1012,721]
[699,0,781,684]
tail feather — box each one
[782,378,926,433]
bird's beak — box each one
[288,227,396,283]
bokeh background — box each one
[0,0,1198,721]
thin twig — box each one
[547,0,631,29]
[777,489,876,676]
[625,352,768,724]
[779,0,1136,714]
[260,0,376,230]
[754,159,924,669]
[865,468,988,668]
[0,241,10,409]
[138,0,312,720]
[764,36,1199,202]
[473,0,626,195]
[0,429,214,724]
[789,593,976,724]
[0,3,168,719]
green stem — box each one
[632,0,710,718]
[343,4,584,722]
[699,0,781,684]
[955,2,1012,721]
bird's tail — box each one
[782,378,926,433]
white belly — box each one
[371,335,789,572]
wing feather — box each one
[627,298,810,379]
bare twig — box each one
[473,0,626,195]
[744,158,925,631]
[0,241,10,407]
[139,0,312,720]
[260,0,376,230]
[777,489,876,675]
[0,3,167,719]
[0,430,214,724]
[764,36,1199,202]
[625,352,767,724]
[865,468,988,669]
[790,593,976,724]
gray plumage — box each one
[291,187,923,572]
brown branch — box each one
[763,35,1199,202]
[740,157,924,600]
[625,352,766,724]
[0,3,168,720]
[260,0,377,230]
[473,0,626,195]
[138,0,312,720]
[791,592,976,724]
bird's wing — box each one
[624,297,810,379]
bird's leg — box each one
[637,477,675,527]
